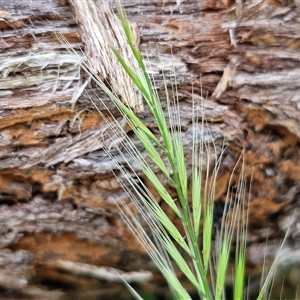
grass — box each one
[58,1,292,299]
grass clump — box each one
[59,1,290,299]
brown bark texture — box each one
[0,0,300,299]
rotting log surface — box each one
[0,0,300,299]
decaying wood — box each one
[55,260,152,283]
[68,0,143,112]
[1,0,300,299]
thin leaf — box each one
[135,128,171,181]
[143,164,181,217]
[215,236,231,300]
[202,200,213,271]
[173,135,187,200]
[192,165,202,237]
[146,196,192,256]
[160,235,201,291]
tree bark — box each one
[0,0,300,299]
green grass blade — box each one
[234,251,245,300]
[115,1,145,72]
[96,77,162,147]
[202,200,214,271]
[192,165,202,237]
[114,1,175,165]
[118,198,191,300]
[111,46,175,173]
[135,128,171,180]
[161,267,192,300]
[215,236,231,300]
[160,235,201,292]
[109,47,151,100]
[233,167,247,300]
[173,135,187,200]
[143,164,181,218]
